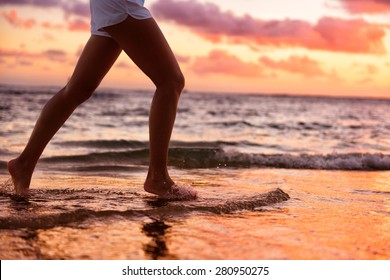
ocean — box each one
[0,84,389,259]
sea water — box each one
[0,84,389,259]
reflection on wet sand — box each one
[142,219,176,260]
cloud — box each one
[1,10,36,28]
[0,0,59,7]
[1,4,89,33]
[41,21,64,30]
[0,48,36,58]
[151,0,387,54]
[0,0,89,17]
[192,50,264,77]
[0,48,68,63]
[62,1,89,17]
[42,18,89,33]
[42,49,67,62]
[312,17,385,54]
[259,55,340,80]
[191,50,341,80]
[259,55,326,77]
[16,59,34,66]
[67,18,89,31]
[339,0,390,14]
[351,62,380,75]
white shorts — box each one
[90,0,152,37]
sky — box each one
[0,0,389,97]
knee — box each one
[155,70,185,96]
[173,71,185,94]
[63,83,96,106]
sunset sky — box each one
[0,0,389,97]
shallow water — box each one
[1,85,390,172]
[1,169,389,260]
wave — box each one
[35,147,390,171]
[1,139,389,171]
[53,139,148,149]
[53,139,254,149]
[0,188,289,229]
[215,151,390,170]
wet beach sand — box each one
[1,168,389,260]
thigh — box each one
[67,35,122,91]
[103,17,182,86]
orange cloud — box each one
[1,10,36,28]
[339,0,390,14]
[192,50,264,77]
[151,0,387,54]
[41,21,64,30]
[191,50,342,80]
[351,62,380,75]
[259,55,330,77]
[41,18,89,32]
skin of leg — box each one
[104,17,186,196]
[7,35,122,195]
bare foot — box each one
[7,158,32,197]
[159,184,198,200]
[144,179,197,200]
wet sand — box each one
[0,168,389,259]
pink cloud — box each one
[339,0,390,14]
[0,0,90,34]
[310,17,386,54]
[1,10,36,28]
[0,48,37,58]
[2,9,89,33]
[192,50,264,77]
[67,18,89,32]
[151,0,387,54]
[0,48,68,63]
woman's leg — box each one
[104,17,189,197]
[8,35,122,195]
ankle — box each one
[9,156,35,174]
[146,168,170,181]
[144,176,174,186]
